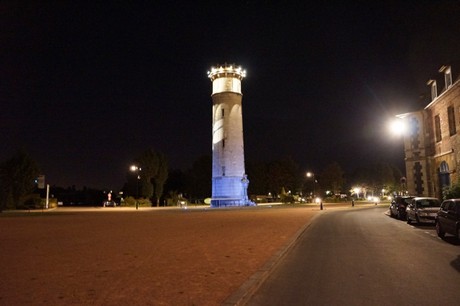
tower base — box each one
[210,197,255,207]
[211,176,255,207]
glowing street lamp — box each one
[388,117,408,137]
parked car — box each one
[103,200,117,207]
[436,199,460,239]
[389,196,415,220]
[406,197,440,224]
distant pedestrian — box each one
[352,199,355,207]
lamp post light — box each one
[130,165,141,210]
[388,117,408,137]
[353,187,361,199]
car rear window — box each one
[416,199,440,208]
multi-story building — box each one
[398,64,460,198]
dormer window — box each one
[439,65,452,89]
[427,79,437,101]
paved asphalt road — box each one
[245,206,460,306]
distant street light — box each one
[130,165,141,210]
[353,187,361,199]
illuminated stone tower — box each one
[207,64,253,207]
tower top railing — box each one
[207,64,246,81]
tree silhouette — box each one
[320,162,345,195]
[133,148,168,206]
[0,150,40,210]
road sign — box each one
[38,175,45,189]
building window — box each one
[222,108,225,118]
[222,166,226,176]
[440,161,449,173]
[439,161,451,190]
[446,70,452,88]
[448,106,456,136]
[429,80,437,101]
[442,66,452,89]
[435,115,441,142]
[414,162,424,196]
[222,139,225,148]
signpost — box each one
[37,175,49,209]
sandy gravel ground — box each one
[0,205,319,305]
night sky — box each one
[2,1,460,190]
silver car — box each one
[406,197,440,224]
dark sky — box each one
[2,1,460,190]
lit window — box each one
[441,66,452,89]
[428,80,437,101]
[446,70,452,88]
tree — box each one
[133,149,168,206]
[151,152,168,206]
[266,156,301,197]
[246,160,269,195]
[442,179,460,200]
[350,161,404,196]
[137,149,159,198]
[184,155,211,201]
[0,150,40,211]
[320,162,345,195]
[164,169,187,197]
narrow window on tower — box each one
[448,106,456,136]
[222,139,225,148]
[435,115,442,142]
[221,108,225,118]
[222,166,226,176]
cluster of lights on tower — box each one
[207,65,247,80]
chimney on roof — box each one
[427,79,437,101]
[439,65,452,90]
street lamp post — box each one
[130,165,141,210]
[306,172,316,202]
